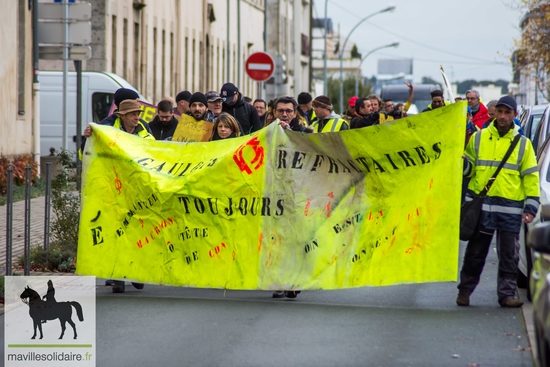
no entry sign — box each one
[245,52,275,82]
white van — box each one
[39,71,146,157]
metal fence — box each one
[4,163,52,275]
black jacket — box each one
[148,115,178,140]
[350,112,379,129]
[222,93,263,134]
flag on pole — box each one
[440,65,455,102]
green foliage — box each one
[327,75,373,115]
[350,44,361,59]
[19,149,80,272]
[50,150,80,246]
[17,241,76,273]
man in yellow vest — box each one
[83,99,153,293]
[311,95,349,132]
[457,96,539,308]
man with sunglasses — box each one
[149,100,179,140]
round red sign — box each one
[245,52,275,82]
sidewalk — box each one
[0,196,49,271]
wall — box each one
[0,0,34,157]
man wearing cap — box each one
[148,100,179,140]
[310,95,349,132]
[205,91,224,118]
[466,89,489,129]
[422,89,449,112]
[220,82,263,134]
[342,96,359,123]
[457,95,539,308]
[297,92,314,125]
[174,91,192,116]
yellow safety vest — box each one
[311,118,348,133]
[113,118,155,140]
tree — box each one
[327,75,373,115]
[517,1,550,99]
[350,44,362,59]
[421,76,440,85]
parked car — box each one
[39,71,147,157]
[532,105,550,156]
[521,104,548,146]
[526,205,550,367]
[518,133,550,299]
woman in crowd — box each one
[210,112,241,140]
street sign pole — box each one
[75,59,82,191]
[62,0,69,151]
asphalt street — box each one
[1,241,533,367]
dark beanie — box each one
[189,92,208,106]
[176,91,192,102]
[114,88,139,108]
[297,92,313,105]
[430,89,444,98]
[312,95,332,110]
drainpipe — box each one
[32,0,40,175]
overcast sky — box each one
[312,0,524,84]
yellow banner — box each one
[77,103,466,290]
[172,114,214,143]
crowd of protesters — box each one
[82,81,537,307]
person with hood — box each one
[210,112,241,140]
[310,95,349,132]
[350,98,379,129]
[220,83,263,134]
[341,96,359,123]
[148,100,179,140]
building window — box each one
[123,18,128,79]
[192,39,196,91]
[162,29,166,98]
[153,27,157,101]
[133,22,140,88]
[111,15,117,73]
[184,37,189,90]
[171,32,175,97]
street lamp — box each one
[355,42,399,96]
[339,5,396,113]
[323,0,329,95]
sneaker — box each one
[272,291,285,298]
[112,281,125,293]
[284,290,301,299]
[456,292,470,306]
[500,298,523,308]
[132,282,144,290]
[105,279,115,286]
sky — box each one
[312,0,524,84]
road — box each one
[1,241,533,367]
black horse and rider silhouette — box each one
[19,280,84,340]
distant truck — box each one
[39,71,146,157]
[380,84,440,114]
